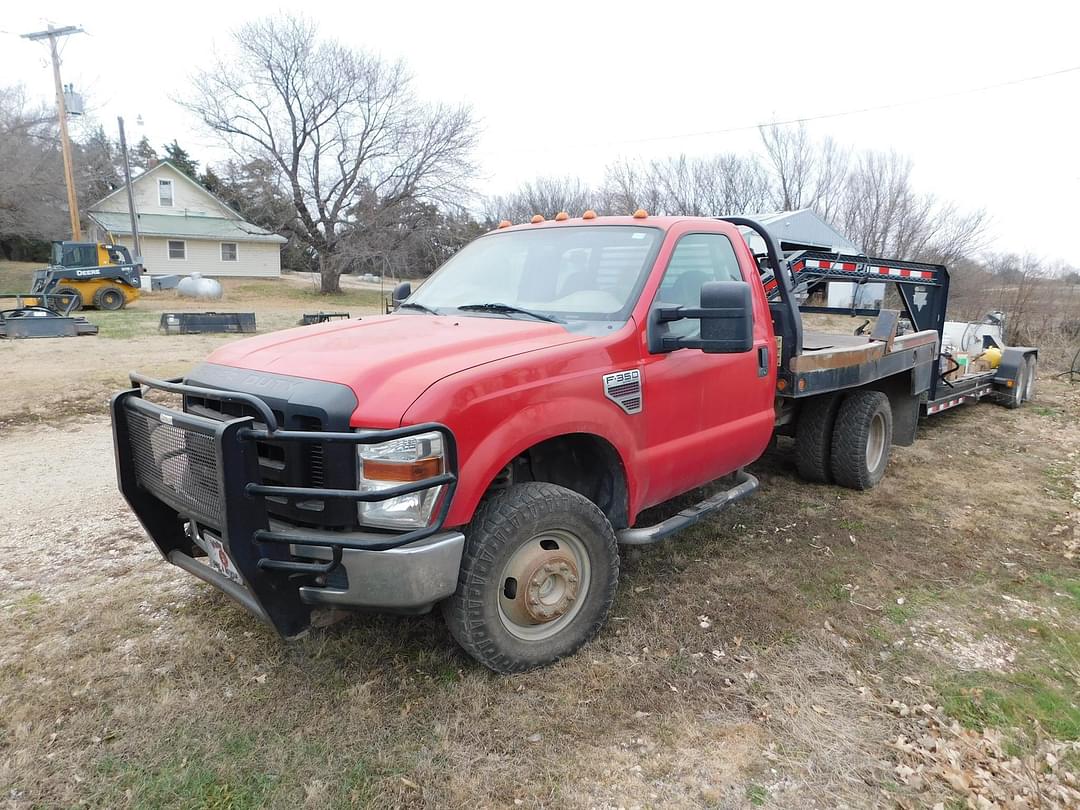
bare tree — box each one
[760,124,814,211]
[597,153,769,217]
[183,15,478,293]
[600,158,664,216]
[0,84,68,252]
[836,150,988,261]
[759,124,849,215]
[484,176,595,223]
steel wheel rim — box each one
[497,528,591,642]
[866,412,886,471]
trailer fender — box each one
[993,347,1036,388]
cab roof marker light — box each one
[554,211,569,221]
[530,214,545,224]
[632,209,648,219]
[582,209,597,220]
[497,219,511,229]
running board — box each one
[616,470,759,546]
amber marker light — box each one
[554,211,569,221]
[632,209,648,219]
[362,455,443,483]
[497,220,511,229]
[530,214,545,224]
[582,209,597,219]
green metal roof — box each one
[88,211,286,243]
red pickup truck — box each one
[112,213,1037,672]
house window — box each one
[167,240,186,260]
[158,179,174,207]
[220,242,238,262]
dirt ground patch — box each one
[1,339,1078,806]
[0,275,384,428]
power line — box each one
[630,63,1080,145]
[496,63,1080,155]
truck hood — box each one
[203,314,591,425]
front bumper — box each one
[111,374,459,638]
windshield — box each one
[407,225,662,322]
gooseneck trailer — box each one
[110,213,1038,672]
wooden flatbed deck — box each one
[791,329,939,373]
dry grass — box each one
[1,280,1079,806]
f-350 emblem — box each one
[603,369,642,415]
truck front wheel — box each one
[442,482,619,673]
[830,390,893,490]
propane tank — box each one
[982,346,1002,369]
[176,273,223,300]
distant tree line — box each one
[486,125,992,268]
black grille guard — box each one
[111,373,458,637]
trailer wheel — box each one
[795,394,842,483]
[442,482,619,673]
[94,285,126,311]
[831,391,893,490]
[1004,362,1027,409]
[55,286,82,312]
[1023,355,1037,402]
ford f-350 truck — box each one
[111,214,1037,672]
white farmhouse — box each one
[87,160,286,278]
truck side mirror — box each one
[391,281,412,311]
[649,280,754,354]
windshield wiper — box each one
[456,302,564,324]
[398,301,440,315]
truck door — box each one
[635,228,775,509]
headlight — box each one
[357,431,445,529]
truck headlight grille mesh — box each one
[127,407,224,526]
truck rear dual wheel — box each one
[795,394,843,483]
[442,482,619,673]
[831,390,893,490]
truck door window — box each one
[655,233,743,338]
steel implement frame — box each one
[717,220,950,401]
[111,374,459,637]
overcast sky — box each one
[3,1,1078,265]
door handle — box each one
[757,346,769,377]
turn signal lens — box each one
[362,455,443,482]
[530,214,545,224]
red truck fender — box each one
[404,386,640,530]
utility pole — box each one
[22,24,85,241]
[117,116,142,260]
